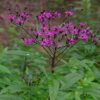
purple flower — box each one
[65,11,73,17]
[23,38,35,45]
[79,29,87,34]
[20,12,28,21]
[37,11,53,22]
[51,26,65,35]
[65,23,74,30]
[34,31,42,36]
[53,11,61,18]
[7,15,15,22]
[78,33,88,41]
[40,39,53,46]
[37,15,44,22]
[51,26,60,31]
[79,22,86,28]
[43,11,52,19]
[37,11,61,23]
[93,36,99,45]
[45,31,54,37]
[71,28,78,35]
[86,29,92,35]
[41,26,48,32]
[16,18,24,25]
[67,38,75,44]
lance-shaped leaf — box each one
[49,79,60,100]
[61,72,83,90]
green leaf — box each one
[49,79,60,100]
[61,72,83,90]
[93,67,100,79]
[38,65,48,78]
[0,65,11,74]
[56,92,74,100]
[75,91,81,100]
[55,65,69,74]
[86,83,100,99]
[0,95,24,100]
[5,50,32,56]
[0,84,24,94]
[87,89,100,98]
[0,78,11,87]
[55,0,63,4]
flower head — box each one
[34,31,42,36]
[64,23,74,30]
[79,22,86,28]
[93,36,99,45]
[20,12,28,21]
[65,11,73,17]
[53,11,61,18]
[67,38,75,44]
[40,39,53,46]
[71,28,78,35]
[16,18,24,25]
[8,15,16,22]
[78,33,88,41]
[23,38,35,45]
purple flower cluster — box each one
[40,39,53,46]
[7,12,29,25]
[32,20,93,46]
[37,11,61,23]
[7,10,98,47]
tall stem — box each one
[51,47,57,73]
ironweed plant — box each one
[0,2,98,100]
[7,5,98,73]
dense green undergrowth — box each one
[0,40,100,100]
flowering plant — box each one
[7,7,98,73]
